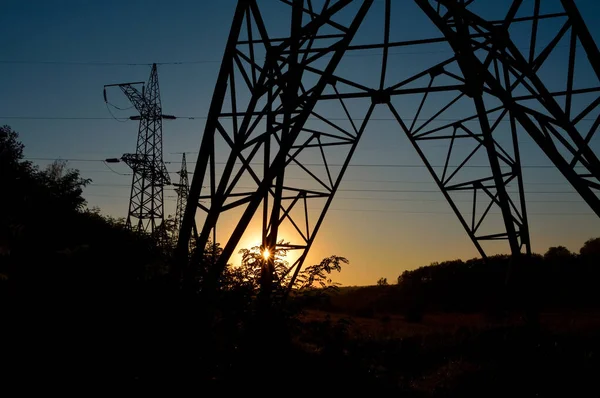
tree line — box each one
[326,240,600,320]
[395,240,600,313]
[0,125,347,309]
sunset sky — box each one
[2,0,600,286]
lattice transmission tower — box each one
[176,0,600,292]
[104,63,172,236]
[173,153,198,243]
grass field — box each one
[301,308,600,337]
[293,307,600,396]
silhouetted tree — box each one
[397,270,408,285]
[236,241,290,291]
[294,255,347,291]
[580,237,600,257]
[154,214,177,249]
[39,159,91,211]
[544,246,573,261]
[0,126,169,284]
[377,277,388,286]
[389,246,600,314]
[1,127,93,269]
[231,243,347,294]
[1,125,37,256]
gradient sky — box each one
[2,0,600,286]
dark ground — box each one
[4,285,600,397]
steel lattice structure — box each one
[176,0,600,291]
[174,153,198,243]
[105,63,172,235]
[174,153,191,233]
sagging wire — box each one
[102,160,131,176]
[104,102,130,123]
[103,87,130,122]
[106,101,135,111]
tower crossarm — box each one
[103,81,147,114]
[118,84,150,116]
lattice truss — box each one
[177,0,600,287]
[107,64,171,234]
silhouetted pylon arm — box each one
[176,0,600,295]
[173,0,251,282]
[209,0,374,285]
[416,0,600,218]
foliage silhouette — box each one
[317,244,600,321]
[580,237,600,257]
[3,125,600,395]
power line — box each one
[104,103,130,123]
[27,156,595,194]
[325,208,591,216]
[88,183,177,190]
[86,193,178,199]
[295,177,575,185]
[83,182,584,195]
[333,197,585,203]
[0,42,578,67]
[56,169,128,174]
[28,157,102,162]
[83,193,592,216]
[336,188,581,194]
[23,156,569,169]
[3,115,598,123]
[88,178,575,186]
[1,116,118,120]
[102,161,132,176]
[0,48,470,67]
[62,169,596,189]
[84,185,586,203]
[225,184,586,194]
[0,60,220,66]
[89,183,131,187]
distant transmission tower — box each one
[104,63,173,236]
[174,153,190,231]
[173,153,197,243]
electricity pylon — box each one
[173,153,198,244]
[104,63,172,237]
[176,0,600,294]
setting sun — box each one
[262,248,271,260]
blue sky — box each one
[2,0,600,286]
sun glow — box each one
[262,248,271,260]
